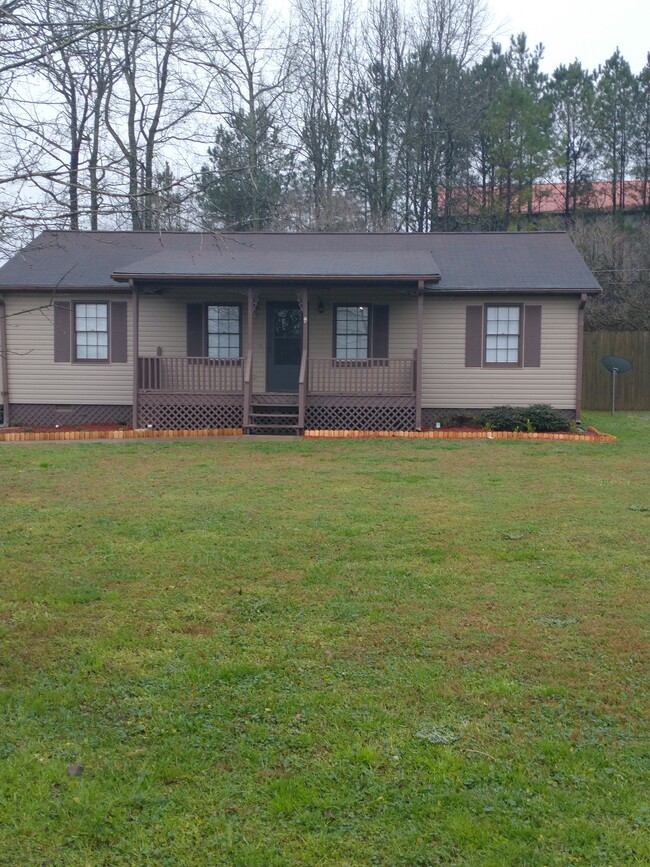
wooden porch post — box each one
[131,281,139,429]
[298,287,309,432]
[243,286,254,429]
[415,279,424,431]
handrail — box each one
[298,348,308,430]
[308,356,414,395]
[243,350,253,429]
[138,356,244,392]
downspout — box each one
[575,293,588,424]
[0,296,9,427]
[415,280,424,431]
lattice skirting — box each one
[306,394,416,432]
[138,392,244,430]
[7,404,131,427]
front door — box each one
[266,302,302,392]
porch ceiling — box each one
[112,248,441,283]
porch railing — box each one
[138,356,244,392]
[138,355,414,396]
[308,357,414,395]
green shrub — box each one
[477,406,527,431]
[524,404,571,432]
[477,404,570,433]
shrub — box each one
[524,404,571,433]
[477,404,570,433]
[477,406,527,431]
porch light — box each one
[317,296,325,313]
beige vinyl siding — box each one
[139,287,418,393]
[5,293,132,405]
[422,295,579,409]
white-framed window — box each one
[334,305,369,359]
[485,305,521,365]
[75,302,108,360]
[207,305,241,358]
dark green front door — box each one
[266,302,302,392]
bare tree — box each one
[292,0,354,229]
[343,0,409,230]
[196,0,296,229]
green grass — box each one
[0,412,649,866]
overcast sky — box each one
[488,0,649,74]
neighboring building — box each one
[442,180,648,222]
[0,230,601,432]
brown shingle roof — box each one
[0,230,601,293]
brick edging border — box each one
[303,429,617,443]
[0,427,244,442]
[0,427,616,443]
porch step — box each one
[246,403,302,436]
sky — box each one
[487,0,649,75]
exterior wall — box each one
[4,287,579,414]
[139,286,418,394]
[4,292,132,406]
[421,295,579,410]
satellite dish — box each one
[601,355,632,414]
[602,355,632,374]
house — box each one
[0,230,601,432]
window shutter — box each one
[54,301,71,362]
[187,303,204,356]
[465,305,483,367]
[371,305,389,358]
[110,301,128,362]
[523,305,541,367]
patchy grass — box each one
[0,411,648,866]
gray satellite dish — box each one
[601,355,632,414]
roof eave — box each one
[112,272,443,284]
[425,285,602,295]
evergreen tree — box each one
[549,61,595,220]
[198,108,290,230]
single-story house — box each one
[0,230,601,432]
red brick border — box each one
[303,429,616,443]
[0,427,616,444]
[0,427,244,443]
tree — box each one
[475,35,550,229]
[342,0,409,230]
[593,50,638,214]
[633,55,650,214]
[549,60,595,221]
[195,0,295,230]
[198,107,289,229]
[292,0,353,229]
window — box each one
[484,305,520,365]
[207,305,241,357]
[335,305,369,359]
[75,303,108,360]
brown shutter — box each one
[523,305,542,367]
[54,301,71,362]
[371,304,389,358]
[110,301,128,362]
[187,303,204,356]
[465,305,483,367]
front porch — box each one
[136,355,417,433]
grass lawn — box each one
[1,411,649,866]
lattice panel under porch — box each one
[8,404,131,427]
[306,395,416,432]
[138,393,244,430]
